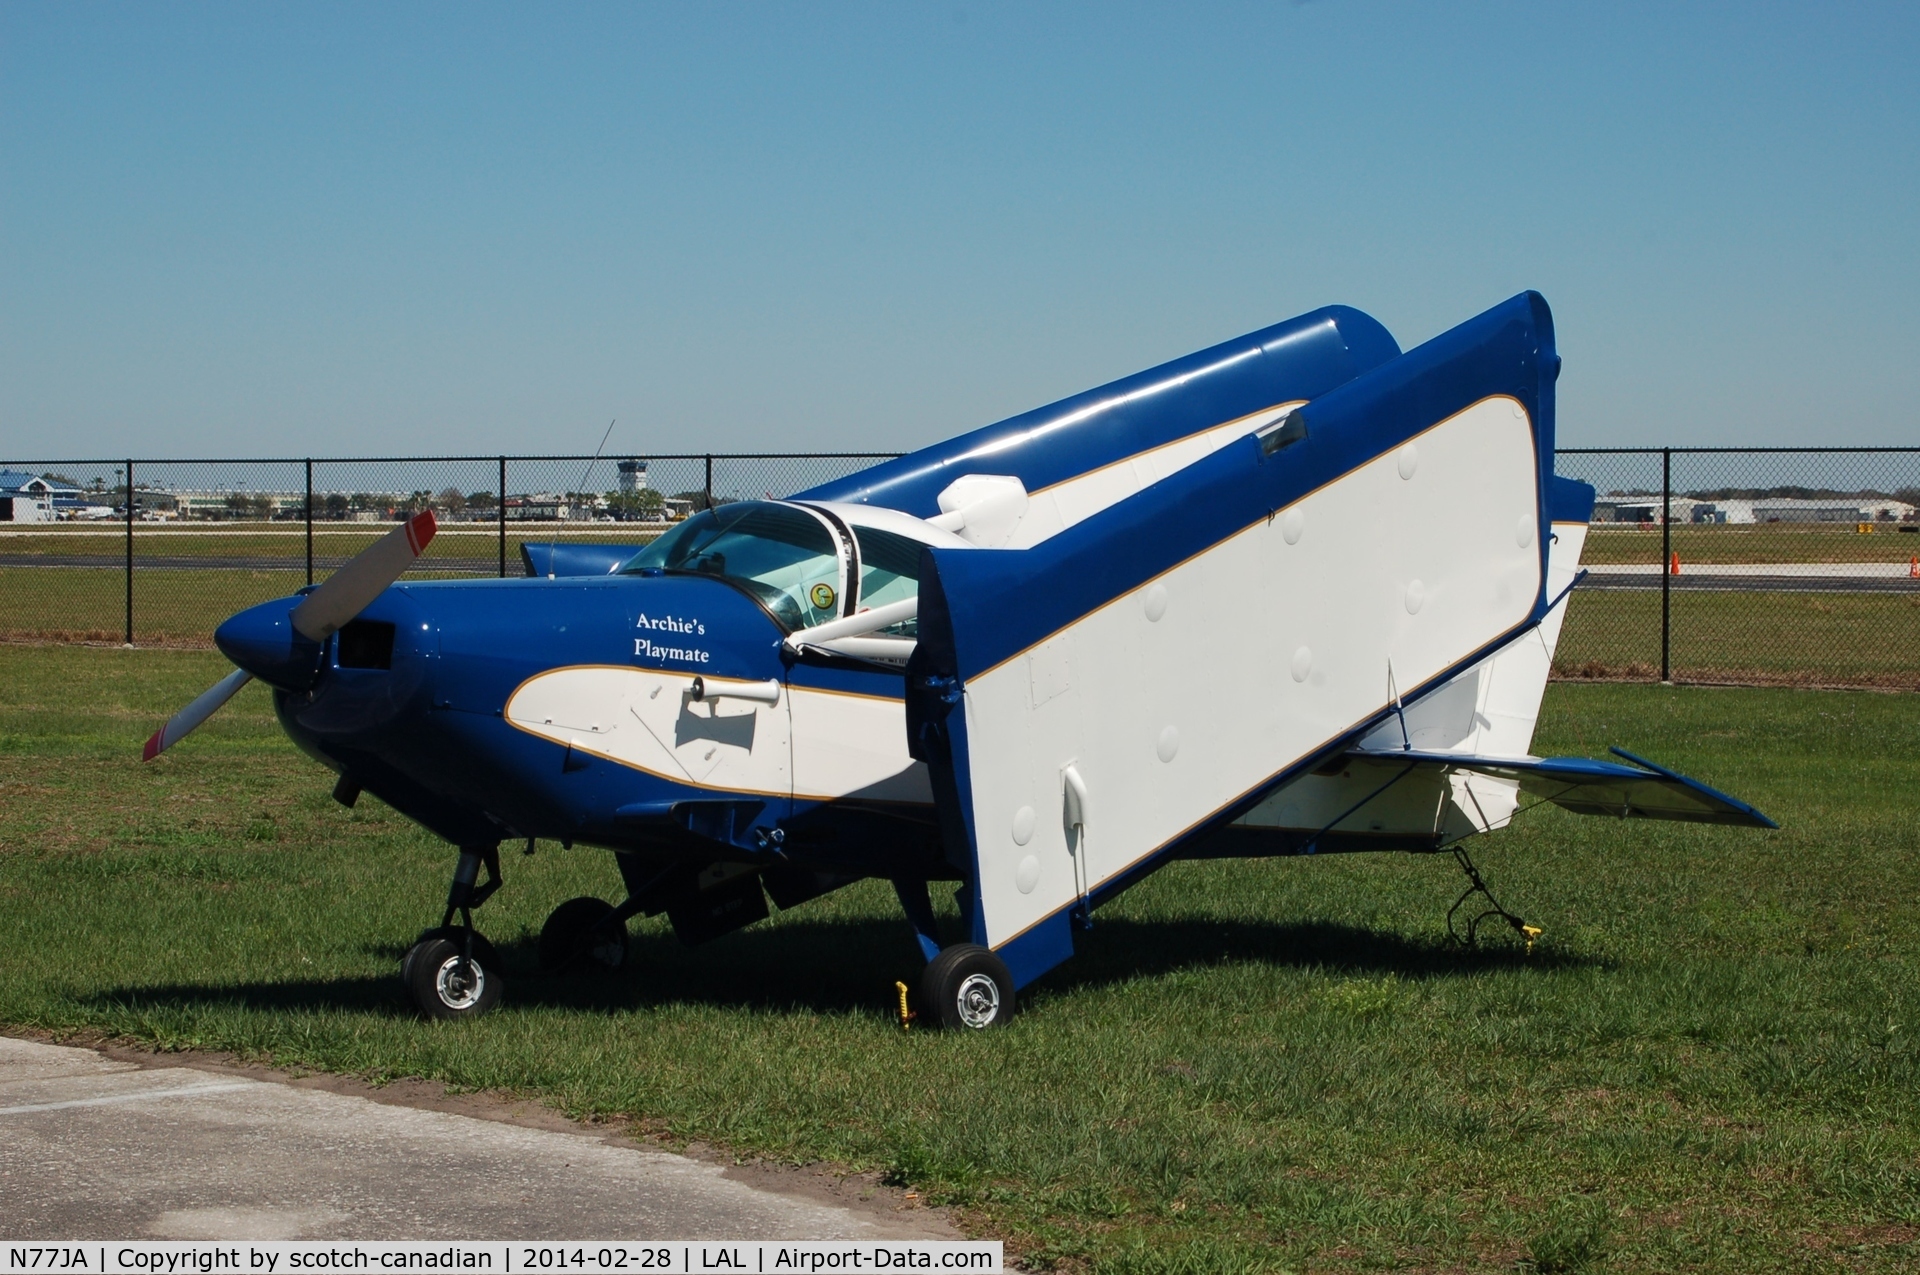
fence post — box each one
[124,458,134,646]
[497,455,507,578]
[1660,447,1672,683]
[704,454,713,510]
[304,458,314,587]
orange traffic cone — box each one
[1670,551,1681,575]
[1910,555,1918,579]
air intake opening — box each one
[337,620,396,670]
[1257,409,1308,458]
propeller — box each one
[142,510,437,761]
[142,667,254,761]
[290,509,436,642]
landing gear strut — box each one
[403,845,506,1019]
[894,878,1016,1030]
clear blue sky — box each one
[2,2,1914,458]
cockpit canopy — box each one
[620,501,942,634]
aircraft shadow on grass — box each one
[88,916,1604,1020]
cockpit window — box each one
[621,502,841,630]
[852,525,924,637]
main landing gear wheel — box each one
[919,943,1015,1030]
[538,896,629,974]
[404,935,503,1019]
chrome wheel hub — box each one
[434,954,486,1010]
[589,936,625,969]
[955,972,1001,1028]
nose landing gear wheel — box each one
[402,926,501,988]
[919,943,1015,1030]
[403,936,503,1019]
[538,896,630,974]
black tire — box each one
[402,926,500,987]
[403,936,503,1019]
[538,896,628,974]
[918,943,1015,1030]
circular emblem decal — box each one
[809,583,837,611]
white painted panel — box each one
[961,396,1543,948]
[1446,770,1521,835]
[788,688,932,803]
[505,666,791,799]
[1239,507,1590,838]
[1235,756,1452,837]
[1468,520,1588,757]
[1351,516,1587,760]
[999,401,1306,549]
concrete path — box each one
[0,1035,954,1242]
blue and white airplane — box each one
[145,292,1773,1027]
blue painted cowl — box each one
[214,596,325,691]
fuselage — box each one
[220,302,1411,880]
[234,501,965,879]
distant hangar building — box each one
[0,470,83,522]
[1590,493,1916,524]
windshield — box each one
[853,525,924,637]
[621,502,842,630]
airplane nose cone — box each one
[214,597,325,690]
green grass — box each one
[0,525,664,644]
[1582,523,1920,565]
[0,567,310,644]
[2,646,1919,1271]
[1554,589,1920,689]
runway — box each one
[1581,563,1920,593]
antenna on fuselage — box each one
[575,419,617,496]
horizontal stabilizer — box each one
[1345,746,1776,828]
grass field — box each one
[1552,589,1920,689]
[0,524,659,562]
[1581,523,1920,566]
[2,646,1917,1271]
[0,525,664,645]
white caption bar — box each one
[0,1243,1002,1275]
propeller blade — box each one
[143,667,254,761]
[290,509,437,641]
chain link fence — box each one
[0,454,888,647]
[1555,448,1920,689]
[4,448,1916,688]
